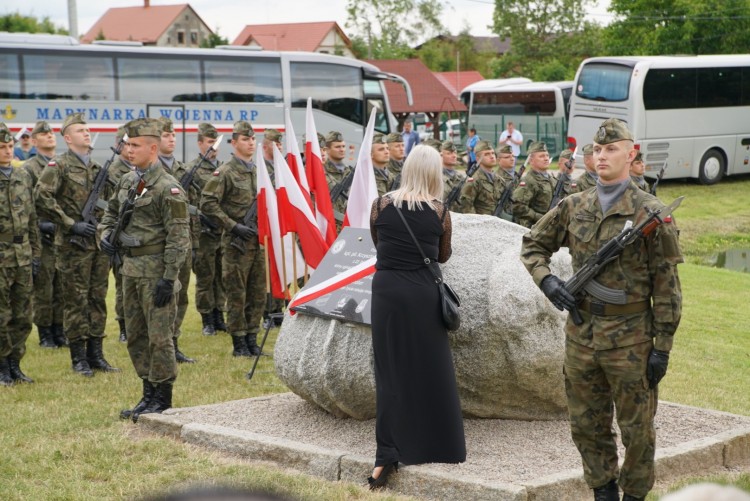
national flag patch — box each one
[664,215,673,223]
[571,183,577,188]
[170,187,180,195]
[467,177,474,182]
[48,161,57,167]
[519,181,526,186]
[213,171,219,176]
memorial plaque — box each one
[290,227,375,325]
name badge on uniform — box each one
[575,213,596,222]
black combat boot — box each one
[201,312,216,336]
[118,319,127,343]
[52,324,68,347]
[37,325,57,348]
[213,308,227,332]
[69,340,94,377]
[622,494,645,501]
[132,381,173,423]
[231,335,251,357]
[174,339,195,364]
[86,338,120,372]
[8,356,34,384]
[593,479,619,501]
[245,333,262,357]
[0,358,14,386]
[120,379,155,420]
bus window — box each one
[367,98,388,133]
[0,54,20,99]
[23,54,114,100]
[290,62,363,125]
[118,57,200,102]
[204,59,282,103]
[576,63,631,102]
[643,68,696,110]
[697,67,741,108]
[473,90,556,116]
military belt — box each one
[125,243,165,257]
[0,234,26,244]
[579,298,650,317]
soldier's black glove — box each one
[153,278,174,308]
[32,258,40,281]
[192,249,197,263]
[39,221,56,235]
[71,221,96,238]
[199,213,213,229]
[231,223,254,241]
[99,235,116,256]
[647,349,670,389]
[540,274,576,311]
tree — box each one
[0,12,68,35]
[345,0,445,59]
[416,29,497,76]
[605,0,750,55]
[200,28,229,49]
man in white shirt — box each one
[498,121,523,157]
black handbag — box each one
[395,205,461,331]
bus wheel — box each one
[698,149,725,185]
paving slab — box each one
[138,392,750,500]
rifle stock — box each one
[444,162,480,211]
[493,160,526,219]
[329,168,354,206]
[106,172,146,267]
[229,199,259,252]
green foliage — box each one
[345,0,444,59]
[199,28,229,49]
[416,29,496,76]
[0,12,68,35]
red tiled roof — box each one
[81,4,208,44]
[364,59,467,114]
[232,21,350,51]
[434,71,485,97]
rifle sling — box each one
[578,298,649,317]
[124,243,165,257]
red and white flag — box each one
[305,97,337,245]
[284,108,312,206]
[288,257,376,312]
[273,145,329,268]
[343,108,379,229]
[255,148,286,299]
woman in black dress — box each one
[368,144,466,489]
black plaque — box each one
[290,227,376,325]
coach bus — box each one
[568,55,750,184]
[460,79,572,156]
[0,32,410,163]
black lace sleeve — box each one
[369,196,391,245]
[435,201,452,263]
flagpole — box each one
[291,232,299,295]
[280,235,290,300]
[248,235,273,381]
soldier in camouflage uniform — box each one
[35,113,119,377]
[630,151,651,193]
[200,121,265,358]
[372,134,393,196]
[494,144,520,219]
[423,138,442,151]
[554,149,576,197]
[23,120,66,348]
[0,125,41,385]
[386,133,405,190]
[156,117,196,364]
[573,143,597,193]
[459,140,503,215]
[188,123,226,336]
[440,140,465,207]
[520,118,683,501]
[512,141,555,228]
[324,131,352,227]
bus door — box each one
[146,104,187,162]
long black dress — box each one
[369,196,466,467]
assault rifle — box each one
[179,135,223,232]
[329,168,354,222]
[562,196,684,326]
[229,199,258,253]
[649,163,667,196]
[105,171,147,267]
[493,157,527,220]
[70,134,128,250]
[443,162,480,211]
[548,142,578,211]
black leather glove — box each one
[540,275,576,311]
[231,223,254,241]
[32,258,40,281]
[39,221,56,235]
[647,349,670,389]
[192,249,197,262]
[99,235,116,256]
[153,278,174,308]
[199,213,213,229]
[71,221,96,238]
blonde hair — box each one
[387,144,443,211]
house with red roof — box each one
[81,1,213,47]
[232,21,355,58]
[434,71,485,98]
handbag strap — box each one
[394,205,442,284]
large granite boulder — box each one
[274,213,573,420]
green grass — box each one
[2,177,750,500]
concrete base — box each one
[138,393,750,501]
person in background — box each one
[466,127,479,167]
[14,129,36,161]
[498,121,523,158]
[401,119,420,156]
[630,151,651,193]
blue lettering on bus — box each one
[203,110,211,121]
[37,109,49,120]
[240,110,247,120]
[250,110,259,121]
[125,109,134,120]
[113,109,122,120]
[192,109,201,120]
[213,110,222,121]
[53,109,62,120]
[138,109,146,118]
[89,109,98,120]
[33,106,257,124]
[174,110,184,120]
[101,109,110,120]
[225,110,234,121]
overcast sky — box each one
[11,0,612,44]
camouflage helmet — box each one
[633,150,644,163]
[527,141,548,155]
[157,116,174,134]
[31,120,53,136]
[558,149,573,160]
[325,131,344,146]
[232,120,255,137]
[198,123,218,139]
[263,128,282,143]
[440,140,457,153]
[385,133,403,144]
[582,143,594,156]
[474,140,493,156]
[0,123,11,144]
[61,112,86,135]
[497,144,513,156]
[594,118,634,144]
[124,118,162,138]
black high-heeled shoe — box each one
[367,462,398,490]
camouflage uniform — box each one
[200,121,265,356]
[520,120,683,500]
[0,125,41,384]
[440,140,466,211]
[573,171,598,193]
[459,168,503,215]
[386,132,404,190]
[513,170,556,228]
[108,153,135,338]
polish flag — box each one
[343,107,379,229]
[284,108,312,209]
[305,97,337,245]
[288,257,376,312]
[255,148,286,299]
[273,145,329,268]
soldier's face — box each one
[32,131,56,151]
[233,134,256,160]
[479,150,496,169]
[388,142,405,161]
[128,136,158,169]
[630,160,646,176]
[441,150,457,168]
[530,152,550,170]
[160,131,176,156]
[558,158,574,174]
[328,141,346,162]
[65,124,91,150]
[262,139,280,160]
[198,137,217,157]
[498,153,514,169]
[0,141,12,164]
[320,147,328,163]
[583,154,595,172]
[371,143,390,167]
[594,140,635,183]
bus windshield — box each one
[575,63,632,102]
[472,90,557,116]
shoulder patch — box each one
[467,177,474,182]
[171,187,180,195]
[48,160,57,167]
[571,182,577,188]
[212,171,220,176]
[663,215,673,223]
[519,181,526,187]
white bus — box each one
[460,79,573,156]
[568,55,750,184]
[0,32,410,163]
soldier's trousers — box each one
[123,275,177,384]
[113,261,124,321]
[564,339,656,498]
[33,242,64,327]
[56,244,109,342]
[0,265,32,359]
[193,232,225,314]
[222,239,264,337]
[173,251,191,339]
